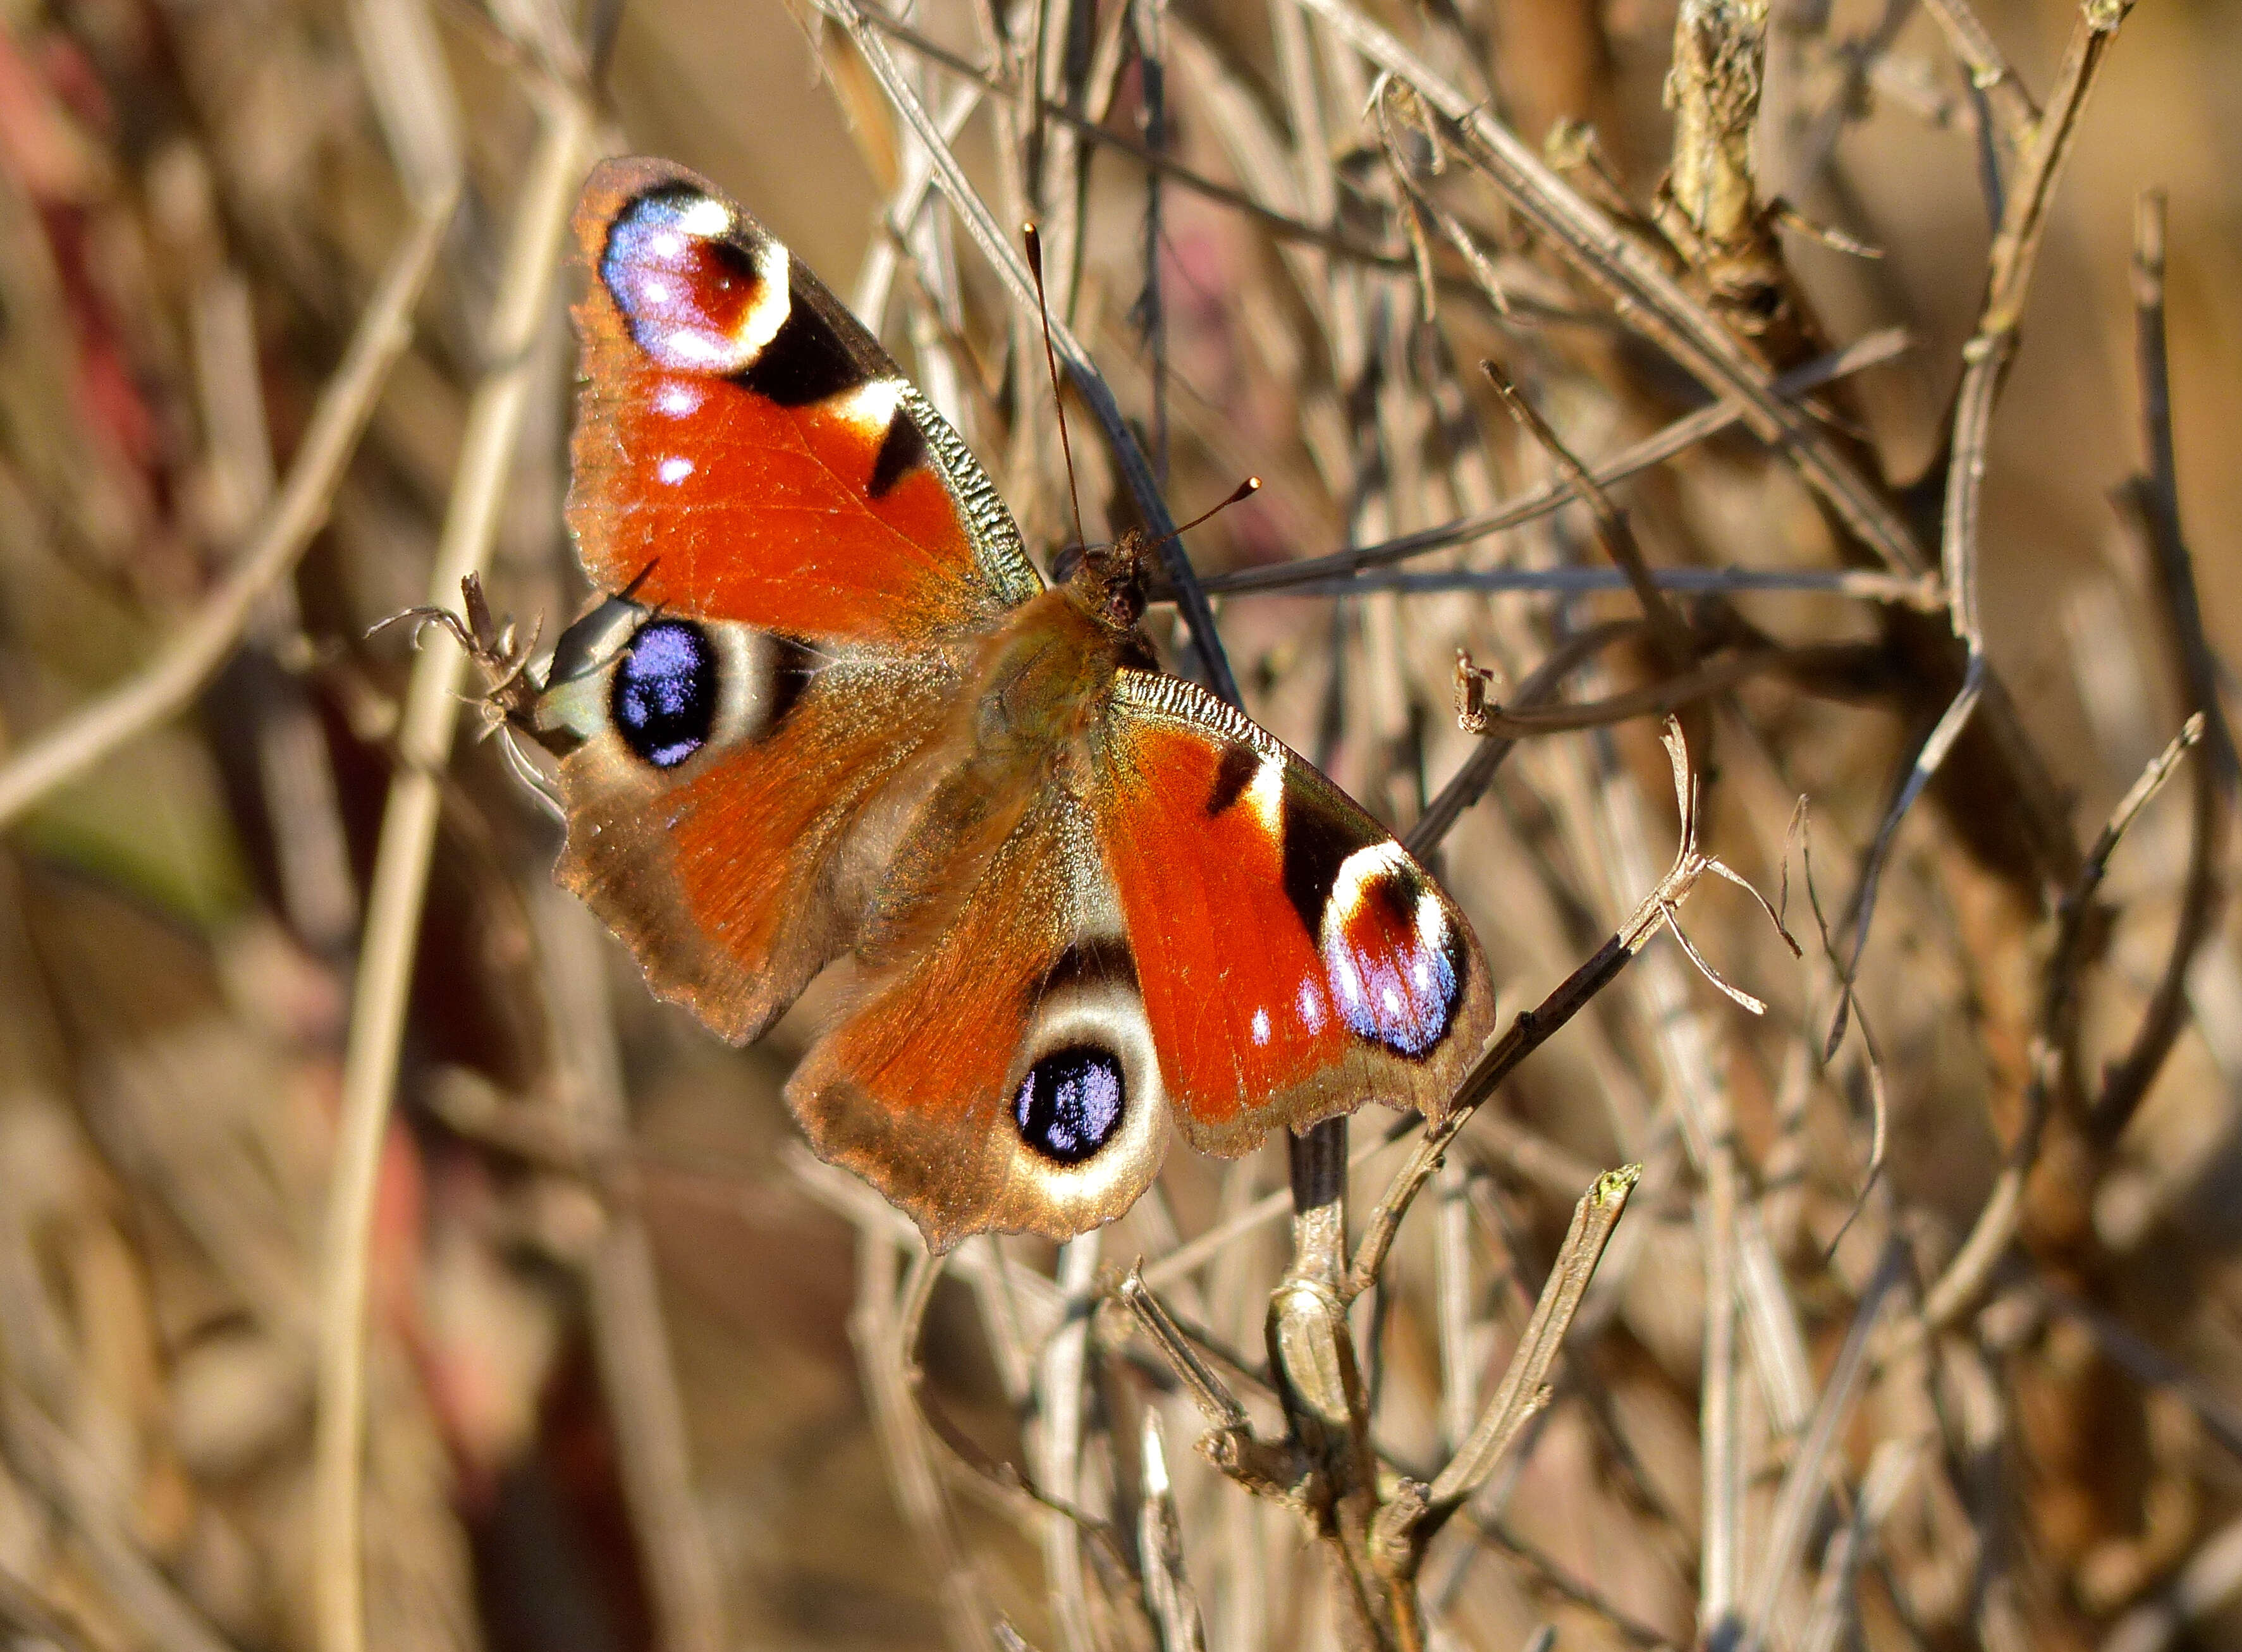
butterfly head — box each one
[1055,533,1152,635]
[1052,477,1259,635]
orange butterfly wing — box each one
[786,793,1171,1249]
[782,666,1495,1249]
[1091,672,1495,1153]
[541,159,1033,1043]
[567,157,1038,642]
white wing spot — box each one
[835,377,907,436]
[1412,892,1447,985]
[658,456,694,484]
[1326,841,1412,926]
[1246,752,1285,837]
[740,240,792,357]
[654,379,704,417]
[675,196,733,238]
[1251,1006,1271,1046]
[659,329,730,369]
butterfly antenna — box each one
[1023,223,1089,556]
[1153,475,1262,549]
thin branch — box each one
[1203,328,1914,595]
[1433,1156,1476,1455]
[855,1239,998,1652]
[856,0,1421,275]
[1120,1267,1251,1432]
[1464,1515,1683,1649]
[1356,722,1747,1299]
[1920,712,2203,1333]
[1837,0,2138,1012]
[1454,640,1886,740]
[1138,1412,1208,1652]
[0,1388,244,1652]
[2036,1282,2242,1464]
[1137,1124,1406,1291]
[814,0,1240,704]
[1222,563,1937,604]
[1295,0,1927,575]
[1382,1166,1639,1559]
[0,192,455,833]
[1037,1235,1104,1652]
[312,92,587,1652]
[536,891,728,1652]
[1478,363,1698,676]
[1796,1438,1928,1652]
[1915,0,2040,154]
[1743,1240,1909,1648]
[2093,188,2234,1135]
[1407,621,1651,858]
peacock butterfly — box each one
[476,156,1495,1249]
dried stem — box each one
[1376,1166,1640,1566]
[1355,721,1768,1299]
[854,1239,996,1652]
[1204,330,1914,596]
[1138,1413,1208,1652]
[1037,1235,1103,1652]
[537,891,728,1652]
[1478,363,1698,676]
[813,0,1240,704]
[0,1387,243,1652]
[311,92,587,1652]
[0,193,455,833]
[1839,0,2138,1005]
[1234,563,1936,605]
[1915,0,2040,155]
[843,4,1399,272]
[1296,0,1926,575]
[2093,190,2234,1136]
[1743,1240,1909,1647]
[1920,712,2203,1333]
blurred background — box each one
[0,0,2238,1648]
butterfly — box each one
[484,156,1495,1250]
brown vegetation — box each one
[0,0,2238,1648]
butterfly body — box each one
[523,157,1496,1247]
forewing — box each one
[1090,671,1495,1154]
[568,157,1040,646]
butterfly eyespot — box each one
[1320,846,1467,1058]
[611,619,718,769]
[1013,1044,1127,1164]
[602,188,789,374]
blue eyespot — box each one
[1014,1045,1125,1164]
[601,188,774,374]
[611,619,716,769]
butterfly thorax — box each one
[967,589,1127,757]
[857,573,1137,969]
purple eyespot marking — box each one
[1322,868,1464,1058]
[1014,1045,1125,1163]
[601,188,786,374]
[611,619,716,769]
